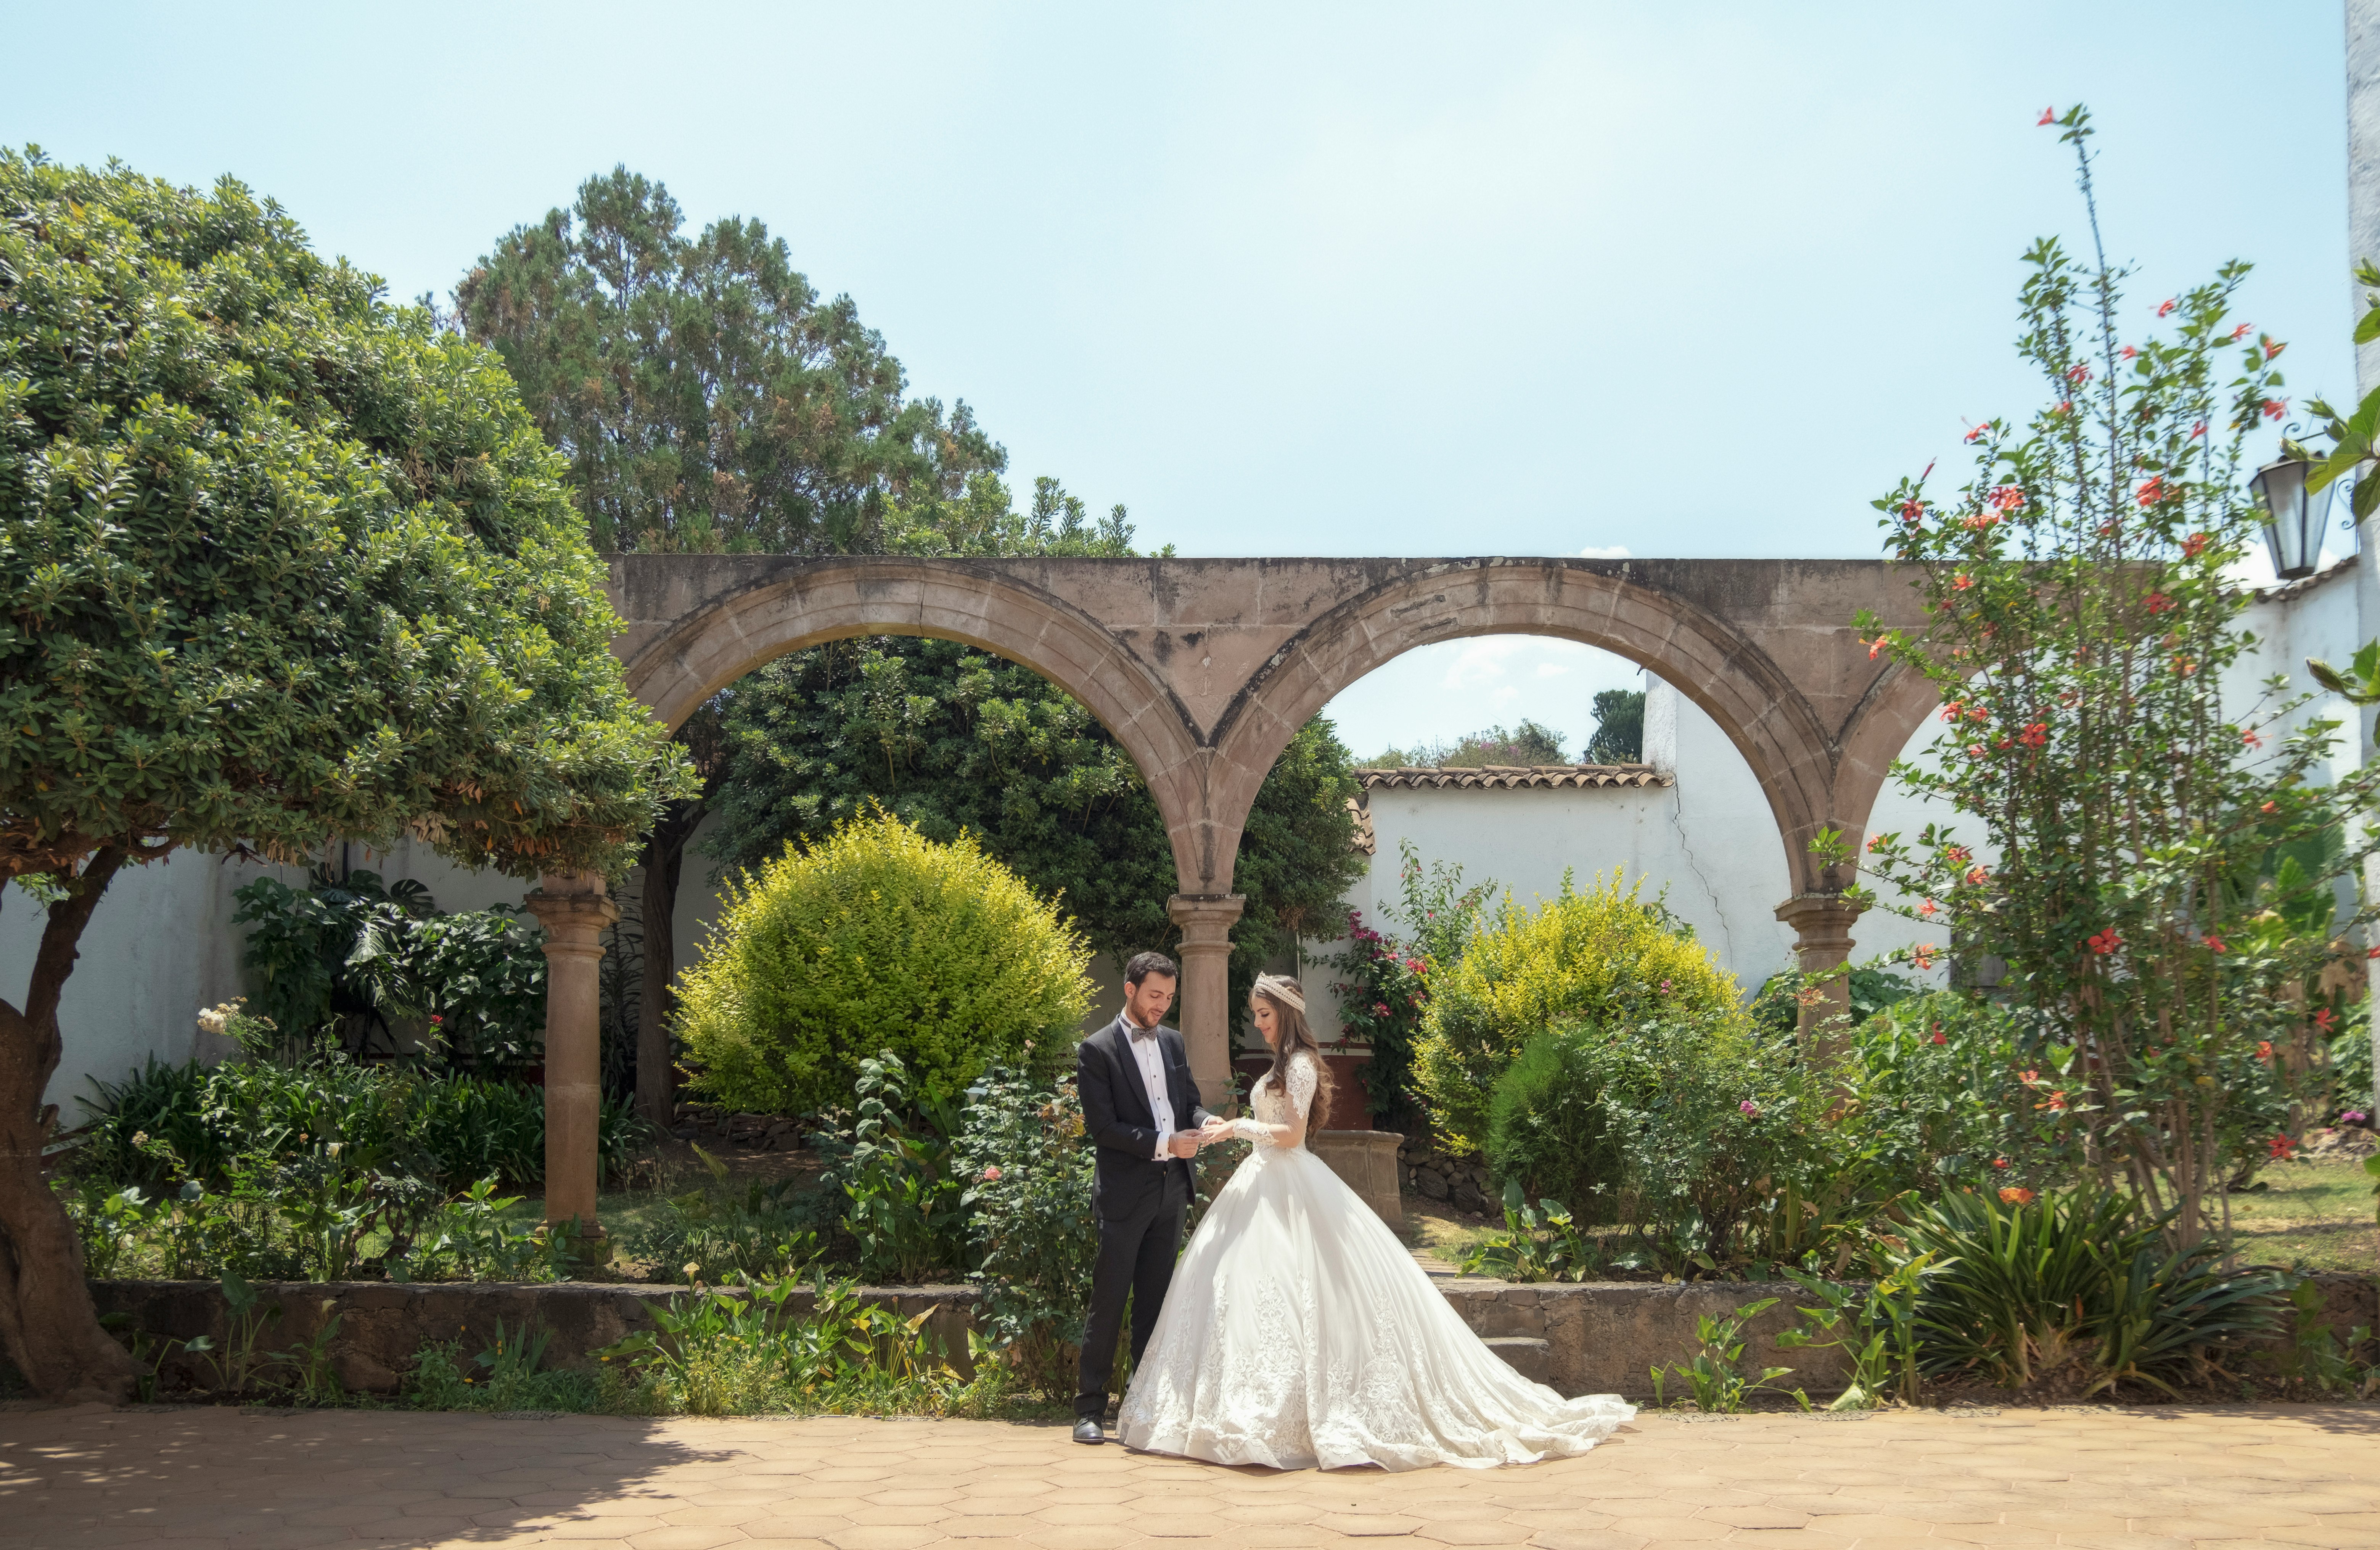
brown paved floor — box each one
[1,1402,2374,1550]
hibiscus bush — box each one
[955,1063,1097,1398]
[1835,106,2378,1248]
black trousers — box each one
[1075,1164,1190,1418]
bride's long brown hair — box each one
[1252,976,1332,1131]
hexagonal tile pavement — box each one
[2,1402,2375,1548]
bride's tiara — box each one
[1253,973,1306,1014]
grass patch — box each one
[2229,1157,2377,1274]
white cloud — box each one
[1491,685,1521,703]
[1536,661,1570,677]
[1442,637,1528,690]
[1579,544,1631,560]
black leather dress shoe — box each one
[1071,1418,1105,1445]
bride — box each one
[1116,974,1635,1471]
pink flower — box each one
[2119,345,2139,361]
[2230,323,2252,342]
[2156,297,2177,318]
[2190,421,2206,438]
[1373,1002,1389,1016]
[1739,1100,1759,1116]
[981,1166,1002,1182]
[2264,338,2285,360]
[2263,399,2287,421]
[429,1014,444,1026]
[2036,106,2056,125]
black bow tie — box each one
[1127,1024,1158,1043]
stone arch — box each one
[1204,560,1852,899]
[617,558,1210,882]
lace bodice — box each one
[1250,1052,1318,1137]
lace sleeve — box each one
[1286,1053,1319,1120]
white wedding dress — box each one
[1116,1051,1636,1470]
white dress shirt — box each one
[1127,1020,1175,1161]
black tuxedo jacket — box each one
[1076,1013,1215,1222]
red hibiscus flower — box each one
[2156,297,2177,318]
[2087,928,2122,955]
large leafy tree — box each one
[453,166,1006,556]
[703,636,1367,1030]
[456,169,1143,1119]
[0,150,691,1396]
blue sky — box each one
[3,1,2359,761]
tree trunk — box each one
[0,847,141,1401]
[635,798,705,1127]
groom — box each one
[1071,950,1214,1443]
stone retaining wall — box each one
[1398,1140,1495,1216]
[89,1279,978,1397]
[91,1270,2372,1403]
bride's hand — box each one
[1198,1117,1233,1143]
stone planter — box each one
[1307,1129,1405,1230]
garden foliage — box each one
[1412,869,1740,1154]
[955,1063,1099,1398]
[1839,107,2377,1245]
[232,870,549,1073]
[676,810,1092,1117]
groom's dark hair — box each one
[1124,951,1178,987]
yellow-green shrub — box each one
[1412,870,1743,1153]
[675,810,1092,1114]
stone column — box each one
[526,871,619,1250]
[1167,893,1245,1110]
[1774,893,1865,1055]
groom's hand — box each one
[1167,1131,1201,1159]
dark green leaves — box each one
[1,148,694,881]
